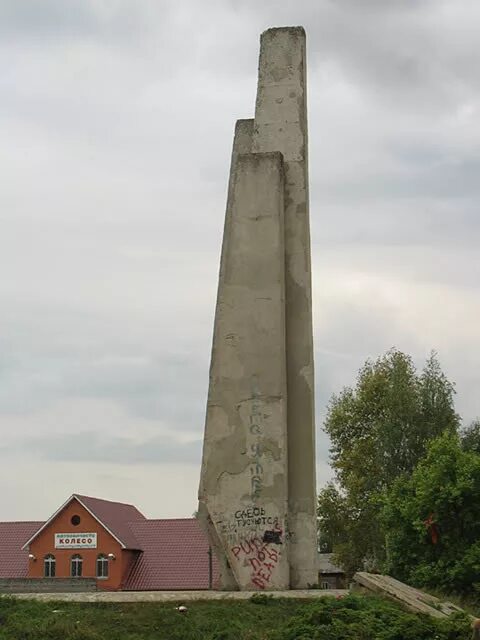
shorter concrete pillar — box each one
[199,150,290,590]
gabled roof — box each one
[22,494,146,551]
[124,518,219,590]
[76,494,146,550]
[0,522,43,578]
[318,553,344,574]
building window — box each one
[71,554,83,578]
[96,554,109,578]
[44,554,56,578]
[71,515,81,526]
[320,580,330,590]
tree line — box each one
[317,348,480,596]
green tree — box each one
[317,482,349,553]
[382,431,480,595]
[318,349,459,574]
[461,419,480,454]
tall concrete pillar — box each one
[198,142,290,590]
[252,27,317,589]
[198,27,317,591]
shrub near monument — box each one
[0,595,471,640]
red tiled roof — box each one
[75,494,146,550]
[0,522,43,578]
[1,500,219,590]
[23,494,147,551]
[124,518,220,590]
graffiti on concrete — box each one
[233,506,278,528]
[231,534,281,589]
[249,383,264,499]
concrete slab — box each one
[5,589,348,603]
[352,572,465,619]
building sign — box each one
[55,533,97,549]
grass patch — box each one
[0,594,472,640]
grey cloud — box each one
[333,0,432,12]
[316,156,480,202]
[0,1,102,38]
[1,431,202,465]
[0,0,162,42]
[0,305,209,427]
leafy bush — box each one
[274,595,471,640]
[383,431,480,595]
[0,594,471,640]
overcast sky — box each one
[1,0,479,521]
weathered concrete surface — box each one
[198,119,254,591]
[199,26,317,590]
[6,589,348,602]
[253,27,317,589]
[0,578,96,593]
[352,572,465,619]
[198,150,289,590]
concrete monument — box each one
[198,27,317,590]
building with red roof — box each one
[126,519,216,590]
[0,495,218,591]
[0,522,43,579]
